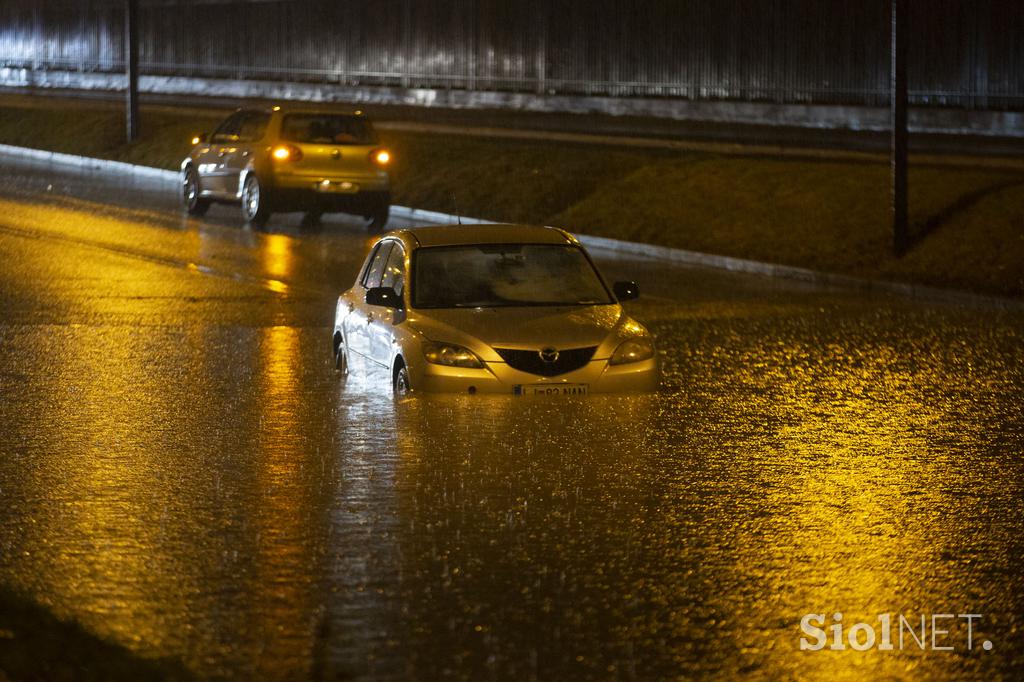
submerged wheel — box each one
[334,335,348,375]
[393,364,410,396]
[183,167,210,216]
[241,174,271,226]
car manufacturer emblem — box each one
[331,149,341,160]
[539,347,559,363]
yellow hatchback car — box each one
[181,106,391,229]
[333,224,658,395]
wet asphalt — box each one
[0,155,1022,680]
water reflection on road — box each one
[0,156,1022,679]
[314,304,1024,680]
[3,297,1022,680]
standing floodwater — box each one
[0,156,1022,679]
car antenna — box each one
[451,192,462,225]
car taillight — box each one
[370,148,391,167]
[271,144,302,162]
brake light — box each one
[271,144,302,162]
[370,149,391,167]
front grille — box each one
[494,346,597,377]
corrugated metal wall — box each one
[0,0,1020,110]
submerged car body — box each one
[333,224,658,394]
[180,106,391,229]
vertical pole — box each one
[535,0,547,95]
[78,1,87,73]
[468,0,477,92]
[31,4,42,73]
[125,0,139,142]
[891,0,908,256]
[974,0,989,110]
[401,0,411,89]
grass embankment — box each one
[0,99,1021,297]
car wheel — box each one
[334,336,348,375]
[183,167,210,216]
[242,174,271,227]
[367,202,389,233]
[393,364,410,396]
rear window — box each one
[280,114,377,145]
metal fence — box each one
[1,0,1021,110]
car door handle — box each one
[241,150,250,157]
[217,150,227,158]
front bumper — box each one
[411,357,658,394]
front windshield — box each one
[412,243,614,308]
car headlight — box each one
[422,342,484,368]
[609,338,655,365]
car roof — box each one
[395,224,577,248]
[241,105,367,117]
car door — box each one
[343,240,392,362]
[200,111,244,197]
[368,241,406,366]
[223,111,270,198]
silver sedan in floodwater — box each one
[332,224,658,395]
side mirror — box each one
[191,132,208,145]
[613,281,640,301]
[366,286,403,309]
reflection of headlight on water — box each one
[610,338,655,365]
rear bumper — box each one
[411,357,658,394]
[262,168,389,210]
[269,170,389,193]
[265,186,390,213]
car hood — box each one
[409,304,631,360]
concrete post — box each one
[891,0,908,256]
[125,0,139,142]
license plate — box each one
[515,383,589,397]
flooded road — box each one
[0,156,1022,679]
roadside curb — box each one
[575,235,1024,310]
[389,205,498,227]
[1,143,1020,311]
[0,143,179,184]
